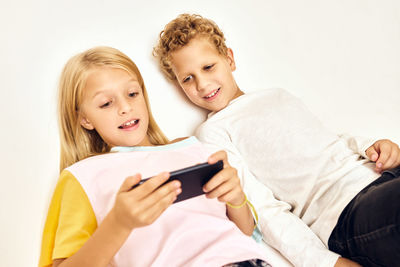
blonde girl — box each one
[39,46,270,267]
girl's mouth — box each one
[118,119,139,129]
[204,88,220,101]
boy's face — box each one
[170,37,243,112]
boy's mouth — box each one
[118,119,139,129]
[204,88,220,100]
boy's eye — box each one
[100,101,111,108]
[204,64,214,70]
[182,75,192,83]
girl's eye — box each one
[204,64,214,70]
[129,92,138,97]
[100,101,111,108]
[183,75,192,83]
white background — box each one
[0,0,399,266]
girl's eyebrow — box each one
[92,90,108,99]
[91,79,140,99]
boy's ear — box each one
[226,48,236,71]
[79,113,94,130]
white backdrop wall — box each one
[0,0,399,266]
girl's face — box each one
[79,67,152,147]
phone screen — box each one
[131,160,224,203]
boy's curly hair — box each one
[153,14,228,81]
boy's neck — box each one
[233,88,244,100]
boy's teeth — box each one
[206,89,219,98]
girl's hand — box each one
[365,139,400,173]
[205,150,254,235]
[203,150,245,206]
[110,172,182,231]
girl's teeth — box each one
[123,120,138,127]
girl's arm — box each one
[204,151,255,236]
[53,173,181,267]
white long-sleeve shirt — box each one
[195,88,380,267]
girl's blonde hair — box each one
[153,13,227,81]
[58,46,169,171]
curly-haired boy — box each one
[154,13,400,267]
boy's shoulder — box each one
[195,88,298,136]
[205,88,292,119]
[244,88,292,99]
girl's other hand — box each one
[366,139,400,173]
[204,150,245,206]
[110,173,182,231]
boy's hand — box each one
[365,139,400,173]
[111,173,182,231]
[203,150,245,205]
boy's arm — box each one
[340,134,400,171]
[338,133,376,159]
[242,164,340,267]
[198,131,340,267]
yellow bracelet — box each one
[227,195,259,229]
[226,195,248,209]
[247,200,259,228]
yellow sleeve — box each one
[38,170,97,267]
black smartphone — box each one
[130,160,224,203]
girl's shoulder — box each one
[169,136,190,144]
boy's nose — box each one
[196,75,211,92]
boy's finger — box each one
[381,149,398,170]
[376,145,391,169]
[365,146,379,162]
[119,174,142,193]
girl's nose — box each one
[118,99,132,115]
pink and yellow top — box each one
[39,137,267,267]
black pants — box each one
[328,166,400,267]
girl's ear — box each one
[226,48,236,71]
[79,113,94,130]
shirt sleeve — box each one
[38,170,97,267]
[197,127,340,267]
[338,134,377,159]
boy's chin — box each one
[202,103,227,112]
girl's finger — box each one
[139,179,181,209]
[132,172,171,199]
[208,150,229,167]
[203,167,235,192]
[118,174,142,193]
[217,188,244,205]
[138,190,179,225]
[206,179,235,199]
